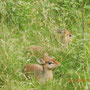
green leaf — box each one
[84,5,90,9]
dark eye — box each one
[48,62,54,65]
[69,34,72,37]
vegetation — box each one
[0,0,90,90]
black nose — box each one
[69,34,72,37]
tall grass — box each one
[0,0,90,90]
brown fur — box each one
[23,53,60,83]
[64,30,72,44]
[26,46,42,52]
[56,29,72,44]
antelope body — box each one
[23,53,60,83]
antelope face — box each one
[64,30,72,43]
[45,59,60,70]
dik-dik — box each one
[26,29,72,52]
[56,28,72,44]
[22,53,60,83]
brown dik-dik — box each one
[26,46,42,52]
[56,28,72,44]
[26,29,72,52]
[22,53,60,83]
[26,46,44,56]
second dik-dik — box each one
[23,53,60,83]
[56,28,72,44]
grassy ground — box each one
[0,0,90,90]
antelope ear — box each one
[37,59,45,64]
[56,28,65,34]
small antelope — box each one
[56,28,72,44]
[22,53,60,83]
[26,46,42,52]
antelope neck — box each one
[42,65,53,74]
